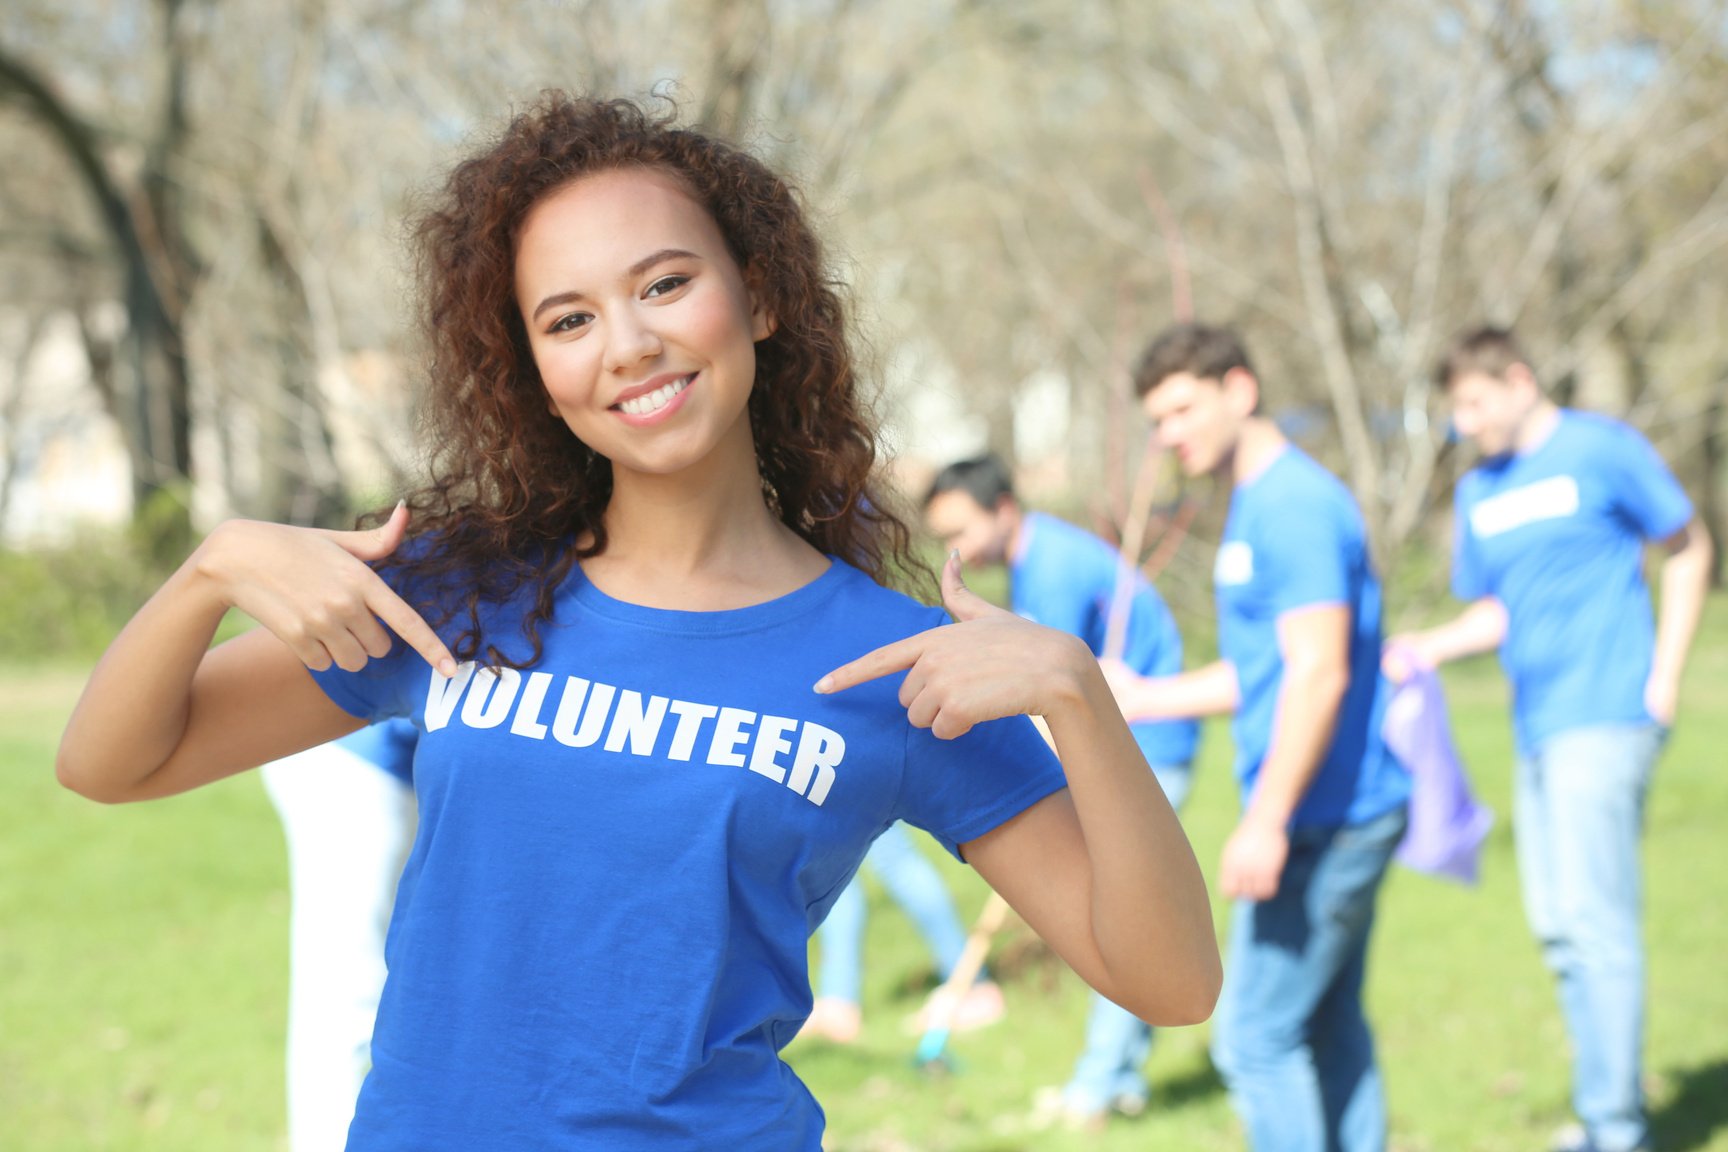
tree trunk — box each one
[0,37,196,555]
[1703,371,1727,590]
[0,314,47,541]
[255,213,347,527]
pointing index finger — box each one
[364,571,459,678]
[814,632,928,695]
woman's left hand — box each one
[814,552,1095,739]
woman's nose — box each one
[602,307,663,374]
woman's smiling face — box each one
[514,167,775,482]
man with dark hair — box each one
[923,453,1199,1127]
[1133,321,1257,394]
[1432,324,1529,389]
[1112,321,1410,1152]
[921,455,1019,568]
[1388,326,1713,1152]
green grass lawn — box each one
[3,602,1725,1151]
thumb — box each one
[940,550,1001,623]
[332,499,411,562]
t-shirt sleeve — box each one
[893,713,1067,862]
[1017,546,1106,649]
[1450,482,1490,602]
[308,547,445,724]
[310,641,425,724]
[1022,579,1095,643]
[1604,422,1693,541]
[1259,487,1353,617]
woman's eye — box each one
[645,275,690,299]
[549,312,592,334]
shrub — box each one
[0,532,178,660]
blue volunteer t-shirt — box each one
[336,716,419,785]
[1214,447,1408,829]
[1452,410,1692,752]
[311,556,1065,1151]
[1011,512,1199,767]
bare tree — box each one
[4,0,1722,594]
[0,1,201,550]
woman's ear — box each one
[745,268,778,342]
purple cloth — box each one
[1381,664,1494,884]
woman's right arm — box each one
[57,505,455,804]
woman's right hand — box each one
[195,502,458,677]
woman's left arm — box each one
[815,554,1220,1026]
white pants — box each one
[262,744,417,1152]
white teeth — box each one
[619,375,691,417]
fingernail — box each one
[813,675,833,694]
[949,549,960,565]
[438,657,457,678]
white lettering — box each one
[1469,475,1580,539]
[460,667,520,729]
[749,715,797,783]
[550,677,591,747]
[425,662,477,731]
[569,681,616,748]
[604,690,670,756]
[665,700,719,761]
[789,723,844,806]
[421,669,844,805]
[510,671,555,739]
[708,707,756,767]
[1214,540,1254,587]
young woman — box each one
[57,94,1218,1149]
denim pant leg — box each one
[1210,806,1406,1152]
[1516,724,1661,1152]
[1066,995,1155,1111]
[1063,763,1195,1111]
[1309,902,1379,1152]
[866,823,969,978]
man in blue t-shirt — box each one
[923,453,1199,1126]
[1109,323,1410,1152]
[1388,327,1713,1152]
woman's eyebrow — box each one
[628,247,699,278]
[531,248,701,322]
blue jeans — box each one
[1062,762,1194,1112]
[1211,805,1407,1152]
[816,822,968,1003]
[1515,722,1663,1152]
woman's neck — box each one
[582,444,827,610]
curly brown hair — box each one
[382,92,923,667]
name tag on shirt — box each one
[1469,475,1580,539]
[1215,540,1254,586]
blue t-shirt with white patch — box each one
[335,716,418,784]
[310,556,1065,1151]
[1215,447,1408,829]
[1452,410,1692,752]
[1011,512,1199,767]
